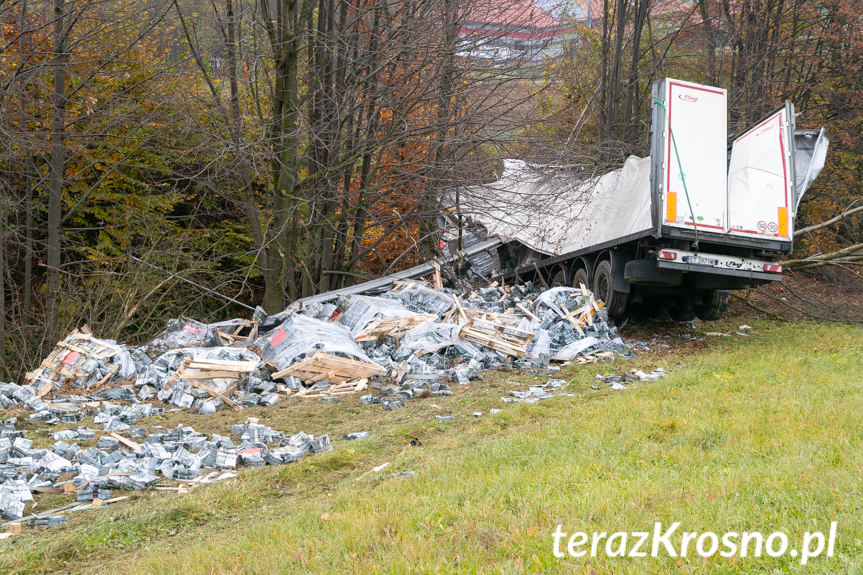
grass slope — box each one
[1,321,862,574]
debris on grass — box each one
[7,281,633,422]
[0,416,333,525]
[594,368,666,390]
[2,280,653,527]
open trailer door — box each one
[652,78,728,233]
[792,127,829,214]
[727,103,796,241]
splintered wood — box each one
[291,378,369,399]
[24,327,125,394]
[163,358,257,411]
[459,318,534,358]
[559,284,605,336]
[272,353,386,386]
[213,320,259,346]
[164,358,257,389]
[354,315,435,342]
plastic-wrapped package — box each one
[337,295,430,336]
[338,295,408,334]
[395,283,455,315]
[145,317,258,357]
[527,327,552,361]
[296,301,338,321]
[25,332,138,391]
[551,336,601,360]
[532,287,586,318]
[251,314,374,371]
[137,346,261,398]
[144,319,214,356]
[399,321,483,360]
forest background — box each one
[0,0,860,379]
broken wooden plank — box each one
[272,353,385,383]
[515,303,539,321]
[453,295,468,322]
[161,357,192,392]
[94,364,119,388]
[109,432,142,453]
[189,381,243,411]
[178,370,250,380]
[354,315,434,342]
[186,359,258,371]
[36,380,54,398]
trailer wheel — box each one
[696,291,729,321]
[550,266,567,287]
[669,302,696,322]
[593,260,629,318]
[572,268,590,291]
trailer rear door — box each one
[727,103,796,240]
[654,79,728,233]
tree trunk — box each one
[260,0,308,311]
[599,0,610,142]
[698,0,717,85]
[226,0,267,274]
[45,0,68,345]
[19,0,35,321]
[0,204,7,378]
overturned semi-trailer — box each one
[442,77,829,320]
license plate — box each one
[683,255,719,266]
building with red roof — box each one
[457,1,702,63]
[458,0,576,62]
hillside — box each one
[2,319,861,574]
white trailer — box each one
[446,77,829,320]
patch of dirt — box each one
[727,267,863,322]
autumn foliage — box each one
[0,0,860,379]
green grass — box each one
[1,321,862,573]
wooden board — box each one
[354,315,435,342]
[189,381,243,411]
[459,318,534,358]
[273,353,385,385]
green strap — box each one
[653,95,699,250]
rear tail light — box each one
[658,250,678,260]
[763,263,783,273]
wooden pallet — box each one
[459,318,535,358]
[162,358,257,411]
[292,378,369,399]
[354,315,435,342]
[25,327,125,393]
[272,353,386,385]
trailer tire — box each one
[696,291,729,321]
[550,266,567,287]
[572,268,590,291]
[624,259,683,287]
[593,260,629,318]
[669,302,696,322]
